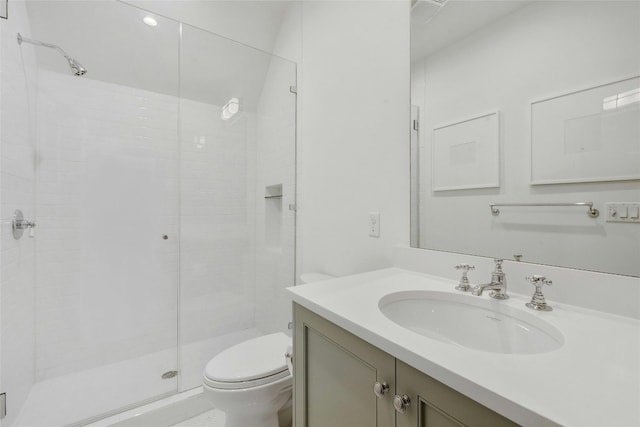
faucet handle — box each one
[525,275,553,311]
[526,275,552,287]
[493,259,504,271]
[454,264,474,292]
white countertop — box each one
[287,268,640,427]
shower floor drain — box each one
[162,370,178,379]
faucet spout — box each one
[471,281,508,299]
[471,283,498,296]
[471,259,509,300]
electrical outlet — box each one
[369,212,380,237]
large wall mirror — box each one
[410,0,640,277]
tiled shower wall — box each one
[32,69,291,382]
[179,99,256,346]
[0,3,38,425]
[34,70,181,381]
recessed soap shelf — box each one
[265,184,283,250]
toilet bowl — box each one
[202,332,292,427]
[202,274,334,426]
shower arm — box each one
[17,32,87,76]
[17,33,72,60]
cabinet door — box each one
[395,360,519,427]
[293,304,395,427]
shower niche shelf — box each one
[265,184,283,252]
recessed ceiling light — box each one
[143,16,158,27]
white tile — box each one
[170,409,225,427]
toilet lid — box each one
[204,332,291,384]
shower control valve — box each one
[12,209,36,240]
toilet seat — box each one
[203,332,291,390]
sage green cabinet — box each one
[293,303,519,427]
[395,360,518,427]
[293,303,395,427]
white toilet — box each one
[202,273,334,427]
[202,332,292,427]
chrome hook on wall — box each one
[12,209,36,239]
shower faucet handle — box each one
[12,209,36,240]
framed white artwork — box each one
[530,76,640,184]
[432,111,500,192]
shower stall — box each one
[0,1,297,426]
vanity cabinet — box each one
[293,303,518,427]
[395,360,517,427]
[293,303,395,427]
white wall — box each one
[0,2,37,424]
[413,1,640,276]
[298,0,411,278]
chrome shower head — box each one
[66,56,87,76]
[17,32,87,76]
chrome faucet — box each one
[471,259,508,300]
[525,275,552,311]
[454,264,475,292]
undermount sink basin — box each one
[379,291,564,354]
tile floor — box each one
[170,409,226,427]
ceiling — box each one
[411,0,533,63]
[22,0,293,108]
[22,0,533,103]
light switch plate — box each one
[605,203,640,223]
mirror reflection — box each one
[410,0,640,276]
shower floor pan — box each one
[12,328,261,427]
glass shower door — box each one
[0,4,38,426]
[2,2,181,425]
[178,23,297,391]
